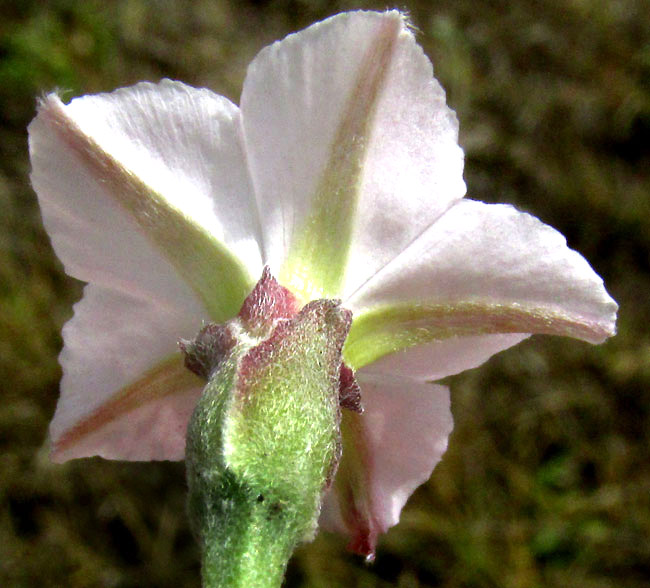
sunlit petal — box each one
[50,284,203,461]
[241,11,464,300]
[346,199,617,372]
[30,81,260,321]
[29,81,264,460]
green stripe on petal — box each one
[280,16,401,300]
[42,97,254,322]
[344,301,613,370]
[52,354,202,461]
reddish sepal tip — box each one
[179,323,236,379]
[339,364,363,413]
[238,265,300,334]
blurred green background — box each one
[1,0,648,586]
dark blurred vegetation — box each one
[1,0,648,586]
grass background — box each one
[1,0,648,586]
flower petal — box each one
[345,199,618,372]
[320,373,452,558]
[50,284,204,461]
[30,81,261,321]
[28,81,265,459]
[241,10,465,301]
[356,334,530,382]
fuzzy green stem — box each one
[187,360,298,587]
[185,297,351,588]
[199,469,297,587]
[186,363,310,587]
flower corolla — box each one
[28,10,617,556]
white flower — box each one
[28,10,617,556]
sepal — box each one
[183,269,354,585]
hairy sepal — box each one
[184,270,353,585]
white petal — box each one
[50,284,203,461]
[30,81,260,320]
[58,80,262,280]
[52,379,202,462]
[320,373,452,556]
[345,199,617,373]
[350,199,617,334]
[241,10,464,300]
[29,81,261,460]
[363,333,529,381]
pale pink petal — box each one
[30,82,259,321]
[320,373,452,557]
[53,80,262,284]
[349,199,617,338]
[52,364,202,462]
[241,10,464,300]
[50,284,203,461]
[28,81,262,460]
[345,199,617,375]
[364,333,529,381]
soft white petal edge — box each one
[241,10,465,298]
[365,333,530,381]
[320,373,452,543]
[28,80,268,460]
[52,80,263,277]
[51,378,202,462]
[348,198,618,346]
[50,284,204,460]
[29,88,220,311]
